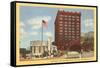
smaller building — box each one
[20,48,31,60]
[30,39,57,58]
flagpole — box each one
[41,20,43,55]
[41,20,47,54]
[42,22,43,44]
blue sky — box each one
[19,6,94,48]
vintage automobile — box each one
[67,51,81,58]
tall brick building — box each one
[55,10,81,52]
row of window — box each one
[59,29,79,32]
[67,25,79,27]
[59,27,80,31]
[64,36,80,39]
[59,32,80,35]
[56,37,80,41]
[58,32,80,35]
[56,38,80,41]
[59,15,80,19]
[64,33,80,35]
[59,24,80,27]
[59,17,80,21]
[59,28,80,31]
[57,34,80,37]
[64,38,80,40]
[59,21,80,25]
[64,28,79,30]
[59,29,80,32]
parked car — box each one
[67,51,81,58]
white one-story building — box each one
[30,38,57,58]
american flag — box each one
[42,20,48,28]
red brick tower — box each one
[55,10,81,52]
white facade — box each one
[30,39,57,58]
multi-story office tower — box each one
[55,10,81,51]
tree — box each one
[20,48,26,58]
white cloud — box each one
[32,25,41,29]
[20,21,27,36]
[30,32,38,36]
[20,21,40,38]
[20,21,25,27]
[20,28,27,36]
[27,16,51,29]
[83,19,93,27]
[44,32,52,37]
[20,16,52,39]
[82,18,94,32]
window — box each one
[69,31,71,33]
[68,36,70,38]
[72,31,75,33]
[65,22,67,23]
[59,27,63,30]
[68,36,71,39]
[64,18,67,20]
[59,30,63,32]
[76,16,79,18]
[72,22,75,24]
[72,36,75,38]
[76,28,79,30]
[65,36,67,38]
[65,15,68,17]
[60,17,63,20]
[69,33,71,35]
[72,16,75,18]
[59,15,63,17]
[59,21,63,23]
[76,25,79,27]
[65,33,68,35]
[64,36,68,40]
[69,22,71,24]
[68,31,71,35]
[72,28,75,30]
[59,33,62,35]
[77,33,79,35]
[64,24,67,26]
[69,18,71,21]
[65,38,68,40]
[72,33,75,35]
[65,30,67,32]
[76,31,79,33]
[76,18,79,21]
[76,22,79,24]
[76,36,79,39]
[68,28,71,31]
[68,25,71,27]
[65,28,67,30]
[68,15,71,18]
[72,18,75,21]
[59,24,63,26]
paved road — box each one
[81,51,94,58]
